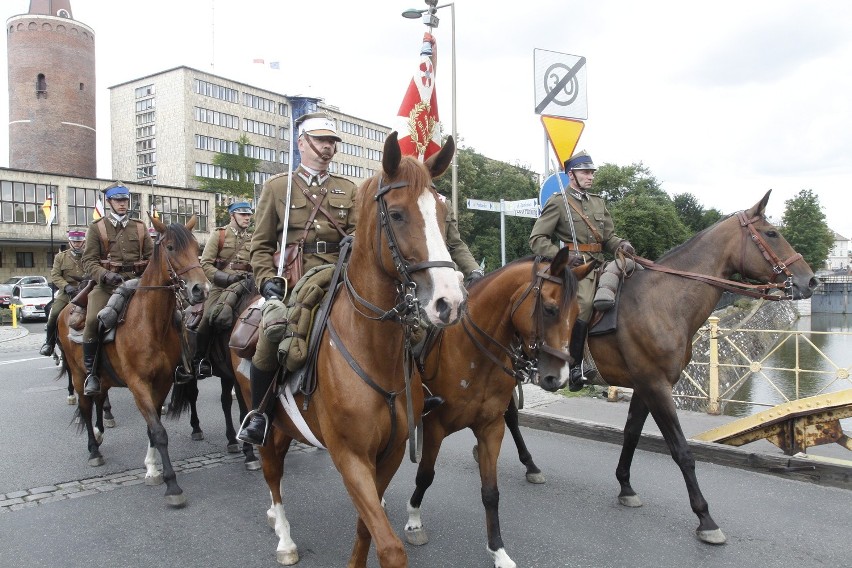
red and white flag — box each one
[93,197,104,220]
[396,33,441,161]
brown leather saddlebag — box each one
[70,280,96,308]
[229,296,263,359]
[67,305,86,331]
[273,244,303,290]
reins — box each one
[628,212,804,300]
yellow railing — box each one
[678,316,852,415]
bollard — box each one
[10,304,18,328]
[707,316,720,415]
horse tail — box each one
[71,407,85,434]
[165,381,195,420]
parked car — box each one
[2,276,50,307]
[11,285,54,321]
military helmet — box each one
[564,150,597,172]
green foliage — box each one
[672,193,721,233]
[214,203,231,227]
[610,192,691,259]
[593,162,665,204]
[780,189,834,269]
[195,134,261,200]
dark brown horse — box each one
[524,191,818,544]
[232,132,466,567]
[403,251,592,568]
[58,216,208,506]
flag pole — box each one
[49,191,54,261]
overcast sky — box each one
[2,0,850,239]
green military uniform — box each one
[443,201,480,277]
[47,247,86,329]
[250,168,359,371]
[81,216,154,342]
[199,223,253,329]
[529,189,626,321]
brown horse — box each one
[403,251,592,568]
[522,190,818,544]
[232,132,467,567]
[57,216,208,506]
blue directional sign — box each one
[539,172,571,211]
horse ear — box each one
[747,189,772,218]
[382,131,402,177]
[149,213,166,234]
[186,215,198,231]
[426,135,454,179]
[572,261,596,281]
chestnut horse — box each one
[403,251,592,568]
[58,216,208,506]
[522,191,819,544]
[232,132,466,567]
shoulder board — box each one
[327,173,357,186]
[92,217,106,224]
[265,172,290,183]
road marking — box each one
[0,357,42,365]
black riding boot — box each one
[237,364,278,446]
[39,319,57,356]
[174,329,212,384]
[83,341,101,396]
[567,319,590,392]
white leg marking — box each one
[144,444,162,484]
[488,546,517,568]
[272,502,299,564]
[404,501,423,532]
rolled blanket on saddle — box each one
[261,265,335,372]
[96,280,139,330]
[208,277,255,330]
[593,257,639,312]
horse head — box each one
[515,249,593,392]
[149,215,209,305]
[355,131,466,327]
[734,190,820,300]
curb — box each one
[519,408,852,490]
[0,327,29,343]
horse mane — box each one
[470,254,578,310]
[656,210,745,263]
[150,222,197,270]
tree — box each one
[593,162,665,204]
[610,192,691,259]
[195,134,261,201]
[780,189,834,270]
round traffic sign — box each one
[539,172,571,209]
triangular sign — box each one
[541,116,584,169]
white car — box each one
[12,285,54,321]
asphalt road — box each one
[1,331,849,568]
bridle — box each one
[135,229,202,305]
[462,257,572,387]
[633,212,804,300]
[333,175,458,464]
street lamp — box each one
[402,1,458,219]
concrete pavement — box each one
[0,324,28,342]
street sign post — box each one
[466,198,542,265]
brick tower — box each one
[6,0,96,177]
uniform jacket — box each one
[50,248,87,302]
[251,172,359,290]
[443,204,479,277]
[201,223,253,286]
[82,217,154,287]
[529,190,624,261]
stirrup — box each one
[83,374,101,396]
[174,365,195,385]
[196,357,213,379]
[236,410,269,446]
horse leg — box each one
[642,387,726,544]
[615,395,650,508]
[504,397,544,484]
[220,375,239,452]
[66,371,76,405]
[143,444,163,485]
[404,426,445,546]
[78,392,104,466]
[476,421,516,568]
[187,380,203,441]
[258,427,297,565]
[103,392,115,428]
[232,378,260,470]
[137,388,185,507]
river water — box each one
[725,312,852,421]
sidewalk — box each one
[518,385,852,489]
[0,325,29,343]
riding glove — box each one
[618,240,635,255]
[261,279,285,301]
[464,269,485,287]
[64,284,77,296]
[102,272,124,287]
[567,254,585,268]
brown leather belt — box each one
[229,262,252,272]
[565,243,602,253]
[303,241,340,254]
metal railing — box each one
[677,316,852,415]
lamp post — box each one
[402,1,457,219]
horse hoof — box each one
[618,494,643,508]
[472,445,479,464]
[245,459,261,471]
[405,527,429,546]
[488,547,517,568]
[104,418,116,428]
[191,431,204,441]
[67,395,77,405]
[145,473,164,486]
[525,472,546,484]
[226,443,240,453]
[697,528,727,544]
[165,492,187,508]
[88,456,105,467]
[276,549,299,565]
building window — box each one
[195,107,239,129]
[16,252,34,268]
[66,186,100,226]
[135,84,155,98]
[194,79,238,103]
[1,180,56,224]
[150,195,209,232]
[36,73,47,98]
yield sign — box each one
[541,116,584,169]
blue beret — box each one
[228,202,253,214]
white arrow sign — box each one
[505,206,540,218]
[503,198,539,211]
[466,199,501,212]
